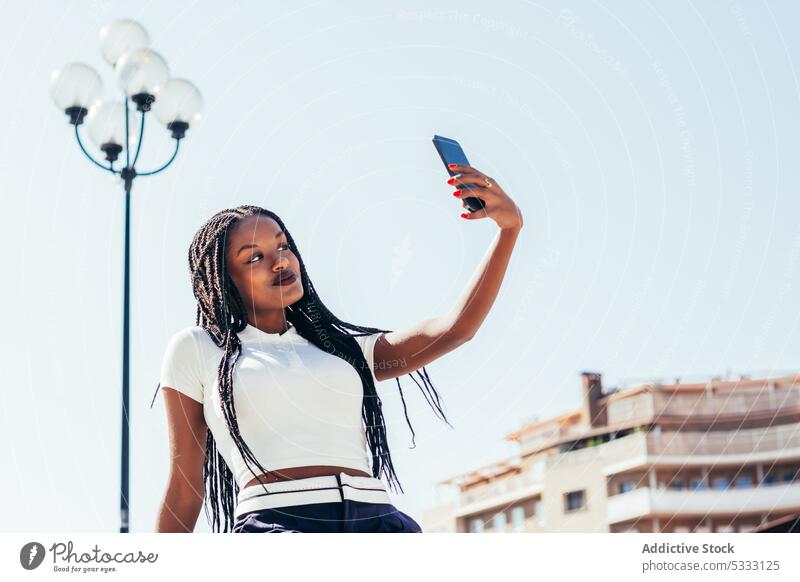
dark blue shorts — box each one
[232,500,423,533]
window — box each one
[492,511,507,532]
[762,474,775,486]
[529,459,546,481]
[618,480,636,494]
[668,479,685,491]
[689,478,706,490]
[511,507,525,532]
[564,490,586,512]
[469,518,484,533]
[712,477,729,490]
[782,471,795,483]
[735,476,752,488]
[534,499,545,525]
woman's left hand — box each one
[447,163,524,231]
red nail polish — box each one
[460,213,469,218]
[448,164,457,169]
[447,177,455,184]
[453,191,460,196]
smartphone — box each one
[432,134,487,213]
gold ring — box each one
[484,177,493,188]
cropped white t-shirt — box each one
[159,323,384,491]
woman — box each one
[152,162,524,533]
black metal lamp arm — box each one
[74,123,119,174]
[136,139,180,176]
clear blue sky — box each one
[1,0,798,532]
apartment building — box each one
[421,371,800,533]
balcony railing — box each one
[545,431,648,470]
[607,481,800,524]
[546,423,800,474]
[607,394,656,425]
[460,471,543,505]
[521,386,800,457]
[606,384,800,425]
[650,423,800,457]
[518,423,565,452]
[655,386,800,417]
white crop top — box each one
[159,323,384,490]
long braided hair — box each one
[150,205,453,532]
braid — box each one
[150,205,453,532]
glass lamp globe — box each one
[99,19,150,67]
[86,101,132,161]
[153,78,202,139]
[50,63,103,123]
[114,48,169,99]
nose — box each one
[273,255,290,271]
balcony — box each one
[657,389,800,417]
[455,472,544,518]
[601,423,800,475]
[518,385,800,459]
[517,423,567,453]
[650,423,800,462]
[607,481,800,524]
[513,428,800,517]
[606,394,657,425]
[606,384,800,425]
[546,431,648,471]
[521,386,800,459]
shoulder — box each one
[177,324,210,340]
[352,331,384,346]
[351,331,385,358]
[166,325,220,354]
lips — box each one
[273,271,297,285]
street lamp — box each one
[49,18,202,533]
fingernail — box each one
[447,177,455,184]
[448,164,457,169]
[452,191,460,196]
[461,213,469,218]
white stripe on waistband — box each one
[235,472,391,518]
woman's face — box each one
[224,215,304,322]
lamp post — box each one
[49,19,202,533]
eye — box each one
[246,243,290,264]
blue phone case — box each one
[432,134,487,212]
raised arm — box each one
[373,163,523,382]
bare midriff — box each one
[243,465,372,490]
